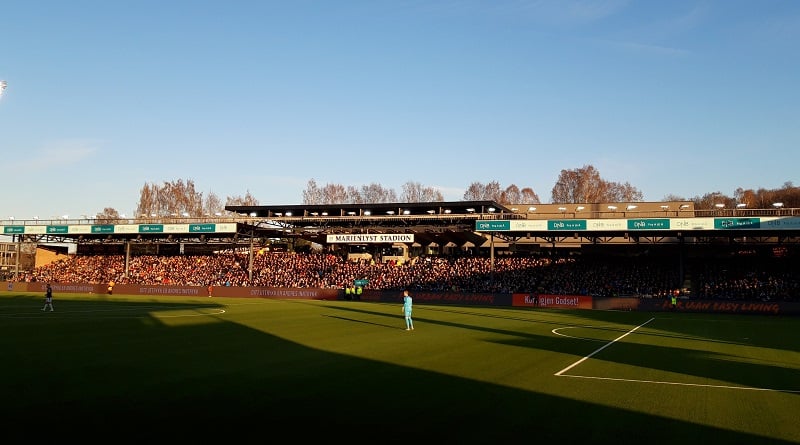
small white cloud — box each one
[614,40,689,57]
[9,139,100,170]
[433,185,465,201]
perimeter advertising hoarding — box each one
[4,282,800,314]
[357,289,511,306]
[512,293,593,309]
[475,216,800,232]
[3,282,340,300]
[2,223,238,235]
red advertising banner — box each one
[512,293,593,309]
[0,281,340,300]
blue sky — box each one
[1,0,798,220]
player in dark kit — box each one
[41,284,54,312]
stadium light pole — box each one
[247,212,258,283]
[14,233,20,281]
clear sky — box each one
[1,0,798,220]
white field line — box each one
[553,317,800,393]
[0,305,227,318]
[555,374,800,393]
[555,317,655,376]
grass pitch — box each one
[2,292,799,444]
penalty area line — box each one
[555,317,654,376]
[553,374,800,393]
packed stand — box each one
[27,250,686,298]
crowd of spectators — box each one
[690,257,800,302]
[24,248,800,301]
[22,250,800,301]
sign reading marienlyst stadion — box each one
[326,234,415,243]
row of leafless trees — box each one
[94,165,798,221]
[302,165,643,205]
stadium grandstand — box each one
[2,200,799,304]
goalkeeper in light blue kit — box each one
[402,289,414,331]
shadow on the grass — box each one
[0,296,796,445]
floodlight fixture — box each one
[528,207,536,212]
[626,205,638,211]
[607,205,617,211]
[576,206,585,212]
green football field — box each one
[2,292,799,444]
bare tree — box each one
[203,192,224,216]
[136,179,204,217]
[136,183,158,217]
[226,190,260,207]
[360,183,398,203]
[733,188,754,208]
[320,183,348,204]
[305,180,402,204]
[551,165,642,204]
[500,184,521,204]
[302,179,324,205]
[771,182,799,208]
[606,181,644,202]
[346,185,364,204]
[462,181,503,201]
[303,179,350,204]
[520,187,541,204]
[401,181,443,203]
[484,181,502,202]
[734,182,799,209]
[94,207,120,223]
[551,165,604,203]
[692,191,730,210]
[462,182,484,201]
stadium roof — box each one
[224,200,513,218]
[227,201,513,247]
